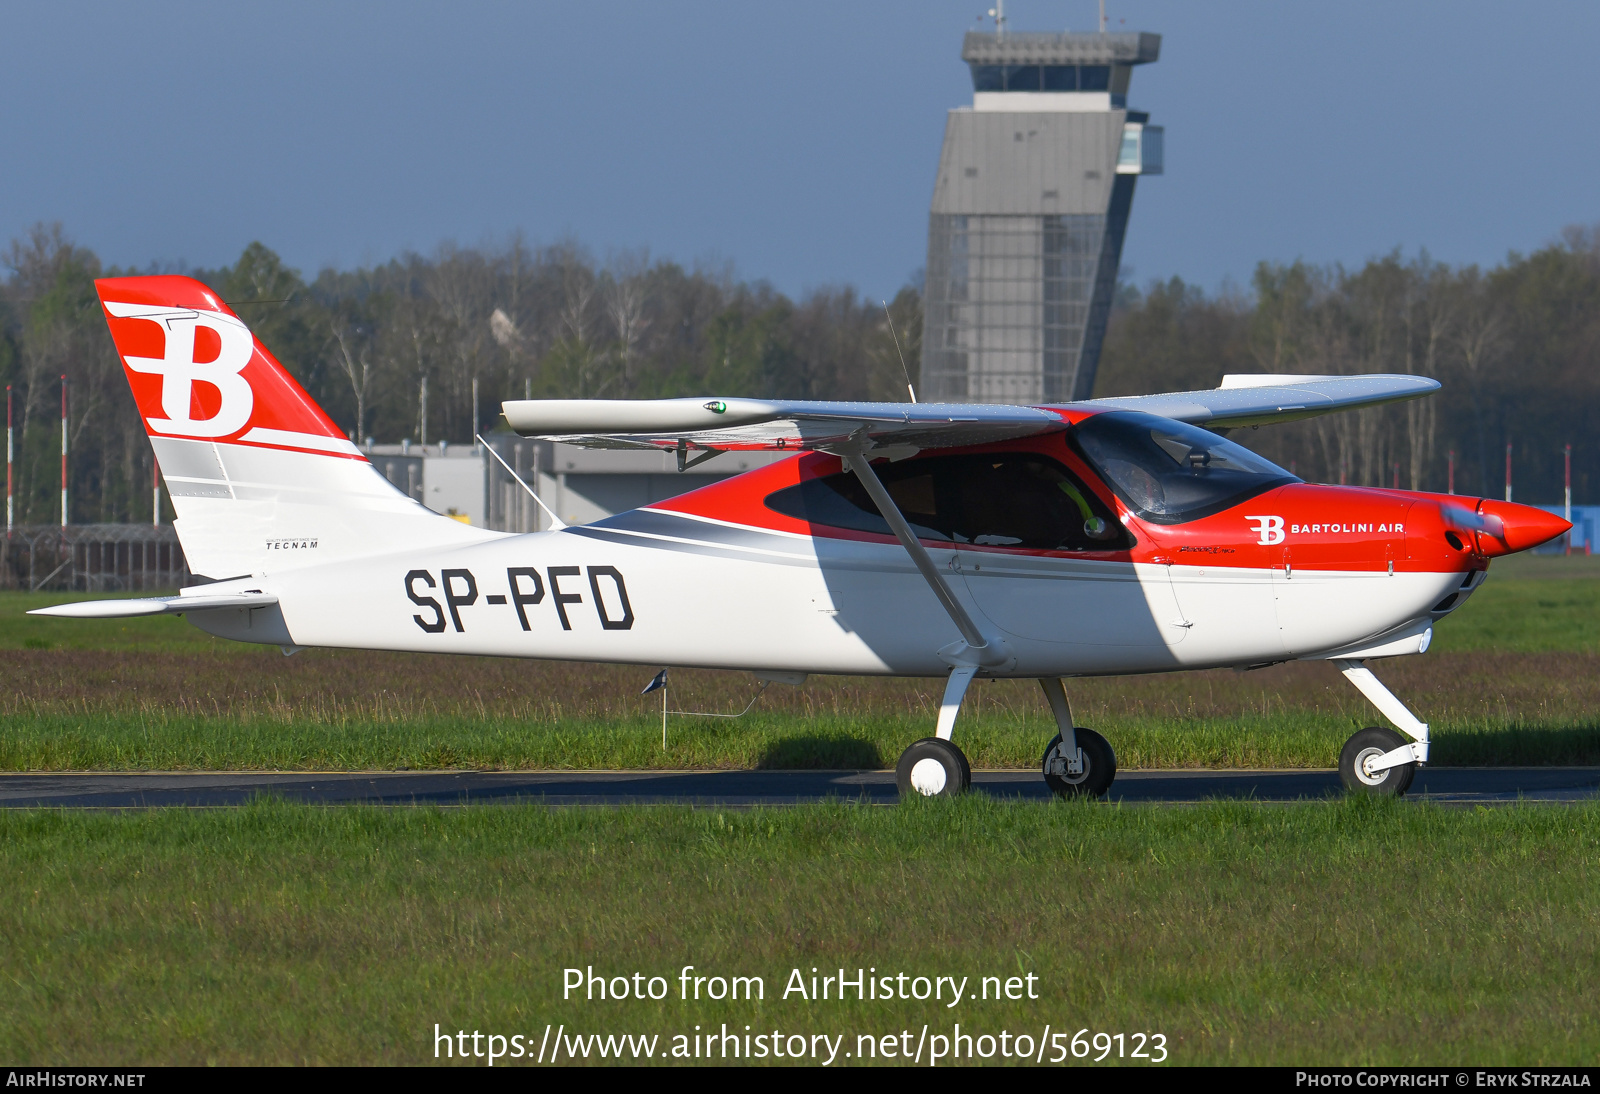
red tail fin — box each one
[96,275,359,457]
[94,275,491,579]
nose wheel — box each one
[896,738,972,798]
[1338,726,1417,796]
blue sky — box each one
[3,1,1596,299]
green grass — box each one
[0,647,1596,770]
[1,560,1596,771]
[2,799,1597,1065]
[0,688,1594,772]
[1425,554,1600,653]
[5,567,1597,1066]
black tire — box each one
[1338,726,1416,796]
[896,738,970,798]
[1041,727,1117,799]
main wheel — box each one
[1042,727,1116,799]
[896,738,971,799]
[1338,726,1416,796]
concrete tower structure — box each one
[921,29,1162,404]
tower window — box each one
[970,63,1119,94]
[1118,129,1141,169]
[1042,66,1078,91]
[1003,64,1041,91]
[970,65,1003,91]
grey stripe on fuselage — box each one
[567,507,839,571]
[586,508,816,551]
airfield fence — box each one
[2,524,189,592]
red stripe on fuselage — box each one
[651,422,1497,576]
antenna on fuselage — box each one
[882,300,918,403]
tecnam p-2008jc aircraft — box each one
[36,276,1571,799]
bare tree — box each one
[329,315,379,443]
[604,250,652,396]
[1451,269,1506,494]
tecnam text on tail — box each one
[36,276,1571,798]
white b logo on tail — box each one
[104,302,254,438]
[1245,515,1286,545]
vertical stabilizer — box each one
[96,275,497,579]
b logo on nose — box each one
[104,302,254,438]
[1245,515,1285,545]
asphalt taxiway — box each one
[0,767,1597,808]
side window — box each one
[764,453,1133,551]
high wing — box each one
[500,398,1065,455]
[501,374,1438,453]
[1082,373,1441,429]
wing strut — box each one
[843,452,1010,669]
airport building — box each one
[921,29,1163,404]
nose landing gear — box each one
[1331,659,1430,798]
[1338,726,1417,796]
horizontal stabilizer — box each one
[28,591,279,619]
[1081,373,1440,428]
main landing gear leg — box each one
[841,450,1006,802]
[895,666,976,799]
[1038,677,1117,799]
[1333,658,1429,797]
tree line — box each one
[0,224,923,524]
[1096,235,1600,504]
[0,221,1594,525]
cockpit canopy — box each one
[1070,411,1298,525]
[761,413,1295,548]
[765,451,1133,551]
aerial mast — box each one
[6,385,12,533]
[60,376,68,527]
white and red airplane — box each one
[36,276,1570,798]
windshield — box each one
[1070,411,1298,525]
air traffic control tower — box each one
[921,30,1163,403]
